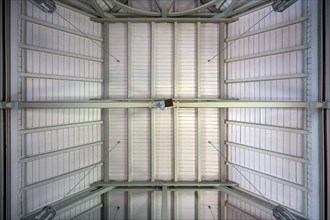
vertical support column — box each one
[101,22,110,220]
[161,186,169,220]
[150,22,156,220]
[173,22,178,220]
[20,1,28,216]
[219,22,227,220]
[0,1,4,219]
[196,22,202,220]
[127,22,133,220]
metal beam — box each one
[226,161,307,191]
[226,120,308,134]
[16,100,325,109]
[20,15,103,41]
[226,141,308,163]
[173,22,178,182]
[21,163,103,192]
[225,73,308,83]
[91,17,238,23]
[19,141,103,163]
[90,0,107,17]
[226,45,309,63]
[221,186,307,219]
[219,22,226,220]
[127,22,133,182]
[169,0,217,17]
[161,186,168,220]
[22,186,114,220]
[225,202,259,219]
[102,22,111,220]
[214,0,240,18]
[151,22,155,182]
[19,72,103,83]
[106,0,161,16]
[92,180,238,187]
[72,204,103,220]
[225,17,309,42]
[19,44,103,63]
[227,0,272,18]
[56,0,98,17]
[19,121,103,134]
[174,101,323,108]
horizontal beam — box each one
[174,101,322,108]
[91,17,237,23]
[226,120,308,134]
[225,73,307,83]
[92,180,238,187]
[20,15,103,42]
[222,187,307,219]
[226,141,308,163]
[16,100,325,109]
[19,72,103,83]
[225,17,308,42]
[19,44,103,62]
[226,161,307,191]
[19,121,103,134]
[22,186,113,220]
[98,12,222,18]
[71,204,103,220]
[222,186,275,215]
[225,202,258,219]
[109,187,226,192]
[225,45,309,63]
[169,0,217,17]
[55,0,98,18]
[106,0,161,16]
[21,162,103,192]
[20,141,103,163]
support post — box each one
[161,186,168,220]
[101,22,110,220]
[173,22,178,220]
[150,22,156,220]
[219,22,226,220]
[127,22,133,220]
[196,22,202,220]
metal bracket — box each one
[0,102,12,109]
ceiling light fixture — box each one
[28,0,57,13]
[272,0,298,12]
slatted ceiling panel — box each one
[200,108,219,180]
[109,109,128,181]
[109,192,127,220]
[176,192,195,220]
[132,109,151,181]
[200,191,219,219]
[177,23,196,98]
[131,192,149,220]
[177,108,196,181]
[109,23,128,98]
[226,3,308,217]
[131,23,151,98]
[154,23,173,98]
[154,110,173,180]
[200,23,219,98]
